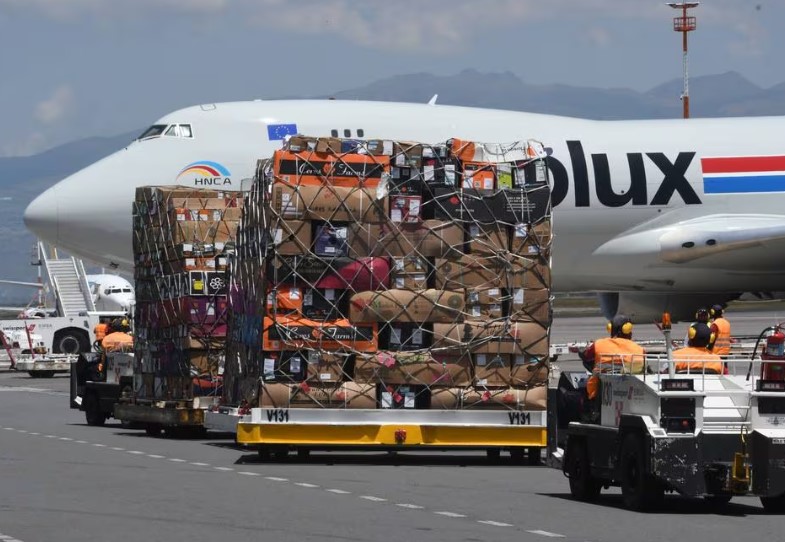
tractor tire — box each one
[619,433,663,511]
[566,438,602,502]
[760,494,785,514]
[84,393,106,426]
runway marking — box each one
[127,450,145,455]
[295,482,319,488]
[111,447,125,451]
[58,437,72,441]
[75,440,87,444]
[265,476,289,482]
[359,495,387,502]
[214,467,233,471]
[478,520,513,527]
[238,471,260,476]
[16,430,27,433]
[434,511,466,518]
[147,454,165,459]
[396,503,424,509]
[168,458,186,463]
[326,489,350,494]
[0,532,24,542]
[44,434,56,438]
[92,443,106,447]
[28,432,39,435]
[527,531,565,538]
[190,462,210,467]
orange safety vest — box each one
[102,332,133,352]
[672,346,723,374]
[711,317,731,356]
[94,322,109,341]
[587,337,645,399]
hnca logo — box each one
[177,161,232,186]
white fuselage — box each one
[23,100,785,293]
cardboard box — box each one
[381,323,433,351]
[432,321,549,356]
[270,256,391,291]
[377,384,430,409]
[266,286,303,313]
[272,220,312,255]
[462,162,496,191]
[168,220,238,246]
[429,387,462,409]
[349,289,465,323]
[354,352,471,386]
[509,288,551,324]
[305,351,350,383]
[461,386,547,410]
[390,274,429,290]
[390,256,431,289]
[466,224,509,255]
[510,355,549,388]
[389,195,422,224]
[473,353,513,387]
[262,351,307,383]
[434,255,551,290]
[261,382,376,409]
[347,220,463,258]
[301,288,349,320]
[273,150,390,188]
[313,224,349,257]
[510,221,552,257]
[430,187,550,225]
[271,184,388,223]
[464,288,506,318]
[263,316,379,353]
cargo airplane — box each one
[22,99,785,321]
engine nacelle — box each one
[598,292,738,323]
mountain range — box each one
[1,69,784,304]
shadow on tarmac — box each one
[541,492,770,516]
[233,450,545,468]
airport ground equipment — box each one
[70,351,134,426]
[558,354,785,512]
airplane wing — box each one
[593,214,785,268]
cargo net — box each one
[225,136,552,412]
[132,186,242,402]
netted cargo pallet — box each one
[131,187,241,403]
[225,135,553,420]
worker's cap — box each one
[710,304,724,317]
[607,314,633,337]
[695,307,710,323]
[688,322,714,347]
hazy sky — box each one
[0,0,781,157]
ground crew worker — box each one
[580,315,645,401]
[101,318,133,352]
[93,320,110,342]
[710,304,731,356]
[671,322,723,374]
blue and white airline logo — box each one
[267,123,298,141]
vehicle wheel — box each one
[705,494,732,507]
[257,447,272,461]
[620,433,663,511]
[760,494,785,513]
[273,447,289,461]
[28,372,41,378]
[53,330,89,355]
[566,438,601,502]
[31,371,55,379]
[145,424,162,437]
[84,393,106,426]
[527,447,542,466]
[510,447,526,464]
[486,449,501,461]
[297,448,311,459]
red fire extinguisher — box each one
[762,327,785,380]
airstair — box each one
[39,242,95,316]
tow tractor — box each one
[555,317,785,512]
[70,351,134,426]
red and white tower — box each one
[668,2,699,119]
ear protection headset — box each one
[688,323,716,345]
[607,320,634,336]
[695,307,710,322]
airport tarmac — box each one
[0,309,783,542]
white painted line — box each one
[265,476,289,482]
[168,458,186,463]
[214,467,233,471]
[295,482,319,488]
[59,437,73,441]
[28,432,39,435]
[147,454,165,459]
[44,435,56,438]
[527,530,566,538]
[238,471,260,476]
[92,443,106,447]
[0,535,14,540]
[127,450,145,455]
[434,511,467,518]
[478,520,513,527]
[360,495,387,502]
[190,462,210,467]
[396,503,424,509]
[326,489,351,494]
[17,430,27,433]
[111,447,125,451]
[3,427,14,431]
[75,440,87,444]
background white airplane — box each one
[22,99,785,321]
[0,274,134,316]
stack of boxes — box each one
[224,136,552,411]
[133,187,241,402]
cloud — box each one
[0,132,47,157]
[34,85,74,125]
[584,27,611,48]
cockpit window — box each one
[179,124,193,138]
[165,125,180,137]
[137,125,167,140]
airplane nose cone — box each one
[24,185,59,244]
